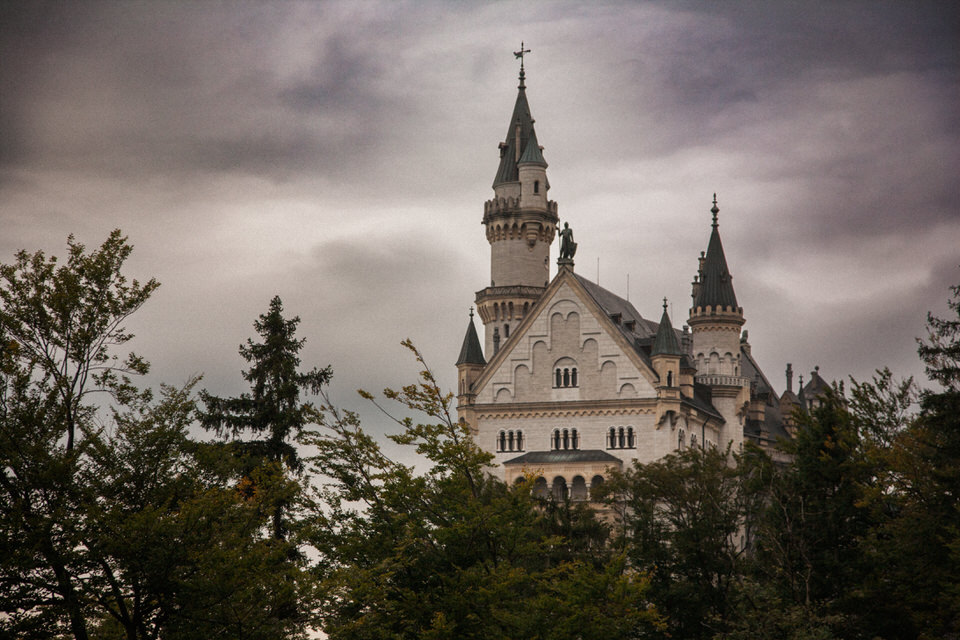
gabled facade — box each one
[456,67,826,495]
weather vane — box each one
[514,41,531,65]
[514,41,531,79]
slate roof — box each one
[456,314,486,366]
[503,449,622,465]
[694,201,739,310]
[800,367,831,409]
[652,305,684,356]
[518,128,547,167]
[572,273,724,422]
[689,383,725,421]
[493,75,540,188]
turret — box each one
[652,299,684,425]
[475,59,558,356]
[456,309,486,416]
[688,195,746,379]
[688,194,749,452]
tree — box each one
[1,234,314,639]
[601,446,752,640]
[0,230,158,452]
[199,295,331,539]
[302,341,662,639]
[859,282,960,638]
[0,231,157,640]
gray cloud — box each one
[1,1,958,438]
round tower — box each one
[688,195,746,378]
[475,61,558,356]
[688,195,749,451]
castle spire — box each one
[493,46,540,189]
[694,194,739,311]
[456,307,486,366]
[652,298,684,356]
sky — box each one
[2,1,958,440]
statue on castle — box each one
[559,222,577,261]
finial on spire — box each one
[514,41,531,87]
[469,306,474,319]
[663,297,668,312]
[711,193,719,229]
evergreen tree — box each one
[199,296,331,540]
[863,282,960,637]
[1,235,315,639]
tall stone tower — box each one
[688,195,750,450]
[474,62,559,357]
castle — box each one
[455,63,829,498]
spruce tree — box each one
[199,296,331,539]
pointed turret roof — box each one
[456,310,486,366]
[652,299,684,356]
[518,128,547,167]
[493,70,542,188]
[694,195,739,310]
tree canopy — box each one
[2,231,959,639]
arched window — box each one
[516,430,524,451]
[504,324,510,338]
[572,428,579,450]
[507,430,514,451]
[534,180,540,194]
[667,371,673,387]
[618,427,625,449]
[562,429,570,450]
[555,368,562,387]
[571,476,587,500]
[553,429,561,450]
[552,476,567,501]
[534,477,549,499]
[627,427,635,448]
[563,368,570,386]
[498,431,506,452]
[609,427,616,449]
[571,368,578,387]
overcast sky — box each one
[2,1,958,437]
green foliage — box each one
[199,295,331,539]
[601,445,750,640]
[302,341,661,639]
[918,282,960,391]
[1,233,312,639]
[0,229,158,451]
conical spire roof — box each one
[492,71,541,188]
[694,195,739,310]
[456,310,486,366]
[652,299,684,356]
[519,127,547,167]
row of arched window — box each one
[496,427,639,452]
[525,474,604,501]
[552,428,579,451]
[608,426,636,449]
[554,367,578,388]
[496,430,524,452]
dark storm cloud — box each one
[0,0,957,414]
[0,1,410,182]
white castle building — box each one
[455,64,828,498]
